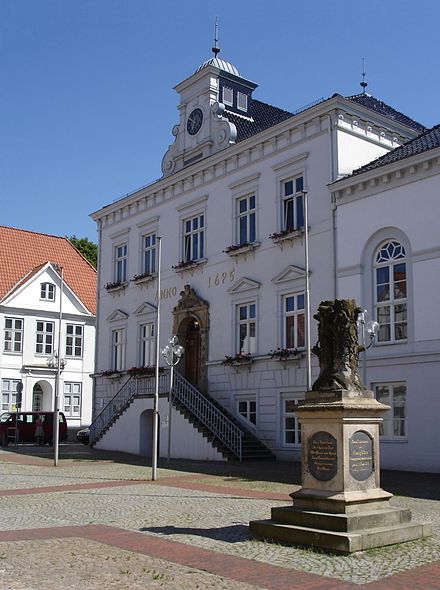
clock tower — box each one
[161,53,258,177]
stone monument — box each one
[249,299,432,553]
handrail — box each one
[172,372,243,461]
[89,372,168,444]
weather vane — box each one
[360,57,368,93]
[212,16,220,57]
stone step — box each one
[271,505,413,532]
[249,518,433,553]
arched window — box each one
[374,240,407,343]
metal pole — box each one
[303,191,312,391]
[152,237,162,481]
[53,266,64,467]
[167,363,173,463]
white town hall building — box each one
[90,51,439,472]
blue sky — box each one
[1,0,439,242]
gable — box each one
[107,309,129,322]
[272,265,306,284]
[227,277,261,294]
[134,302,157,316]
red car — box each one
[0,411,68,446]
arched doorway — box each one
[173,285,209,392]
[32,381,51,411]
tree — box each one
[68,236,98,268]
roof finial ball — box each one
[360,57,368,94]
[212,16,220,57]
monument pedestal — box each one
[250,389,432,553]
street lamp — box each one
[357,310,379,388]
[162,336,184,463]
[47,351,66,465]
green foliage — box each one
[68,235,98,268]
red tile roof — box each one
[0,226,97,315]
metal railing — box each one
[89,372,168,444]
[172,372,243,461]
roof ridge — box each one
[0,225,68,241]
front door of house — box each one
[32,384,43,411]
[184,319,201,387]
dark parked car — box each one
[76,427,90,445]
[0,411,68,446]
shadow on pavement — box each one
[3,441,439,501]
[140,524,249,543]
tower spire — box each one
[212,16,220,57]
[360,57,368,93]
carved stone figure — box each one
[312,299,364,392]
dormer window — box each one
[223,86,233,106]
[41,282,55,301]
[237,92,248,112]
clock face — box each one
[187,108,203,135]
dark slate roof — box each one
[349,124,440,177]
[226,99,294,143]
[346,93,426,133]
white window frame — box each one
[281,175,304,232]
[35,320,55,355]
[63,382,82,418]
[1,379,22,412]
[236,397,257,428]
[40,282,55,301]
[281,394,302,447]
[114,242,128,283]
[237,194,256,245]
[374,241,407,344]
[138,322,155,367]
[237,301,257,355]
[237,91,248,111]
[141,232,157,275]
[283,293,305,349]
[65,324,84,358]
[374,382,407,439]
[223,86,233,106]
[111,328,126,371]
[183,213,205,262]
[4,317,24,353]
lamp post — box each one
[162,336,184,463]
[47,264,66,467]
[357,310,379,388]
[152,237,162,481]
[302,190,312,391]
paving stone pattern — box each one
[1,445,440,589]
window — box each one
[41,282,55,301]
[282,398,302,445]
[237,399,256,426]
[141,232,157,275]
[65,324,83,357]
[2,379,21,411]
[183,214,204,262]
[4,317,24,353]
[374,241,407,343]
[237,195,256,245]
[237,302,256,354]
[237,91,248,111]
[63,382,81,417]
[36,321,54,355]
[139,322,155,366]
[114,243,128,283]
[111,328,125,371]
[282,176,304,232]
[223,86,233,106]
[375,382,406,438]
[283,294,305,349]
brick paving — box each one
[1,443,440,589]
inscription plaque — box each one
[349,430,374,481]
[308,431,338,481]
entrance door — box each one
[184,319,201,387]
[32,384,43,411]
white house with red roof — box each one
[90,51,438,471]
[0,227,96,430]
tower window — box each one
[223,87,233,106]
[237,92,248,112]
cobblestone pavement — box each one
[1,443,440,589]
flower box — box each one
[269,228,304,244]
[104,281,126,293]
[132,272,156,285]
[127,366,164,378]
[222,353,253,367]
[224,242,259,257]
